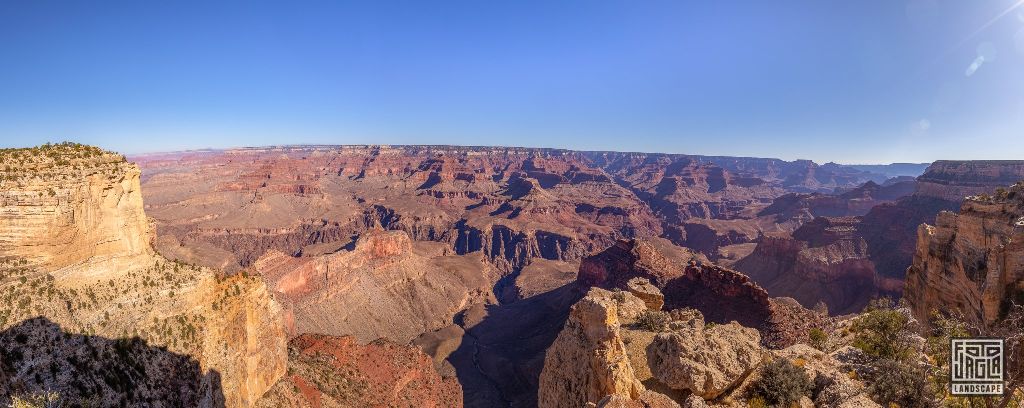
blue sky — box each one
[1,1,1022,164]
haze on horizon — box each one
[1,0,1023,164]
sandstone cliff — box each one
[915,160,1024,202]
[0,143,287,407]
[0,143,152,272]
[904,182,1024,326]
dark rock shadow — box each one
[448,283,584,408]
[0,317,224,407]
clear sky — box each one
[1,1,1022,164]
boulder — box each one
[647,320,762,399]
[626,277,664,310]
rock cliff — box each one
[0,143,287,407]
[538,288,867,407]
[734,217,883,314]
[0,143,152,272]
[915,160,1024,202]
[904,182,1024,326]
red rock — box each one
[258,334,462,408]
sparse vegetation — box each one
[808,327,827,351]
[851,298,917,362]
[751,358,812,407]
[635,310,669,332]
[867,359,937,408]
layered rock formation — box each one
[734,160,1024,315]
[134,145,889,279]
[0,143,152,272]
[257,334,463,407]
[0,143,287,407]
[904,182,1024,326]
[578,238,822,347]
[915,160,1024,202]
[735,217,883,314]
[254,229,496,343]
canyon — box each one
[130,145,915,406]
[5,142,1024,407]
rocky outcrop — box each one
[0,143,152,273]
[626,277,664,310]
[578,238,820,348]
[578,238,705,288]
[772,345,881,408]
[904,183,1024,326]
[647,320,762,399]
[255,229,497,343]
[257,334,462,407]
[538,288,647,408]
[540,289,854,407]
[0,144,288,407]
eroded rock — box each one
[626,277,664,311]
[647,319,762,399]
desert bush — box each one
[852,298,916,362]
[635,310,669,332]
[746,395,768,408]
[867,359,937,407]
[752,358,811,406]
[809,327,828,351]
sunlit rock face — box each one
[904,183,1024,327]
[914,160,1024,202]
[254,228,497,343]
[0,145,152,274]
[538,287,874,407]
[0,144,287,407]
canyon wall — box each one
[134,145,889,277]
[0,144,287,407]
[915,160,1024,202]
[0,145,152,272]
[904,183,1024,326]
[255,229,496,343]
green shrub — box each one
[752,358,811,406]
[809,327,827,351]
[636,310,669,332]
[852,298,916,362]
[867,359,937,407]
